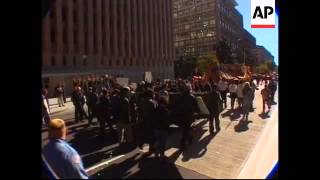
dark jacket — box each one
[71,91,82,107]
[118,97,130,124]
[207,91,222,115]
[86,91,98,107]
[154,104,170,130]
[96,96,110,120]
[141,99,157,125]
[110,95,121,120]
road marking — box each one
[85,155,125,173]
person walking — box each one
[42,119,88,179]
[117,87,134,144]
[86,87,98,126]
[268,80,277,103]
[236,80,244,109]
[207,84,223,134]
[242,82,254,122]
[96,88,115,140]
[138,89,158,153]
[42,89,51,127]
[249,79,259,112]
[153,96,170,159]
[228,80,238,110]
[55,84,65,107]
[261,85,271,114]
[218,78,228,109]
[71,86,88,123]
[179,84,199,151]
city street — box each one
[42,83,278,179]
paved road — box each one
[42,83,278,178]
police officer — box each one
[86,87,98,126]
[42,119,88,179]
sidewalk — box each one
[47,97,72,114]
[164,85,278,178]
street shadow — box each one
[259,112,271,119]
[234,120,253,133]
[165,119,209,150]
[91,153,185,179]
[181,133,216,162]
[221,109,242,121]
[90,153,141,179]
[165,119,216,162]
[68,127,119,156]
[129,156,184,179]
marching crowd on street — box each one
[42,74,278,179]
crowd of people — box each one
[42,74,278,179]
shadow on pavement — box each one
[91,153,185,179]
[181,133,216,162]
[234,120,253,133]
[221,109,242,121]
[259,113,271,119]
[165,119,217,162]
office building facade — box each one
[42,0,175,95]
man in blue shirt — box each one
[42,118,88,179]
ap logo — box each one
[251,0,275,28]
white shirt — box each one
[218,81,228,91]
[237,84,244,98]
[229,84,238,93]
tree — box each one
[174,56,197,79]
[196,54,220,75]
[217,40,234,64]
[255,63,269,74]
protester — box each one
[153,96,170,158]
[42,89,51,127]
[228,80,238,110]
[236,80,244,109]
[261,85,271,114]
[42,119,88,179]
[117,87,133,144]
[179,83,199,151]
[268,80,277,103]
[207,84,222,134]
[71,86,88,123]
[55,84,65,107]
[86,87,98,126]
[139,89,157,153]
[96,88,115,140]
[242,82,254,122]
[218,78,228,109]
[249,80,259,111]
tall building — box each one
[173,0,243,60]
[42,0,175,95]
[252,45,274,65]
[238,29,257,65]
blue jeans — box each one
[154,129,168,156]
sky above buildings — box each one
[235,0,279,65]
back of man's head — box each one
[48,119,66,140]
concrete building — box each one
[238,29,257,65]
[173,0,243,60]
[42,0,175,96]
[252,45,274,65]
